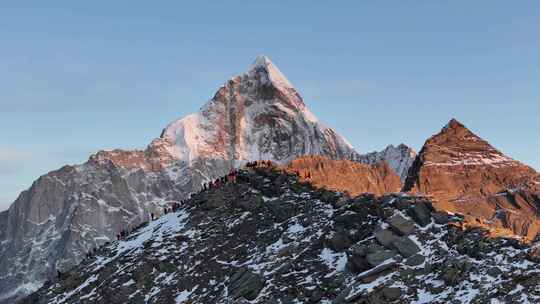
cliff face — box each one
[286,156,402,196]
[0,56,362,303]
[403,119,540,239]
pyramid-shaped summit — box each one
[412,118,516,168]
[156,55,359,167]
[404,119,540,239]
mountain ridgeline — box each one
[21,166,540,303]
[0,56,414,303]
[3,56,540,304]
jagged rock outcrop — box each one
[358,144,417,181]
[285,155,401,196]
[22,167,540,303]
[0,56,361,303]
[403,119,540,240]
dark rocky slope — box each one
[22,167,540,303]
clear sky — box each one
[1,1,539,211]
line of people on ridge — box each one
[245,160,273,168]
[115,168,246,243]
[201,169,240,191]
[66,160,314,280]
[88,162,303,254]
[116,201,183,241]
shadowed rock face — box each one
[404,119,540,239]
[286,156,402,196]
[0,57,362,303]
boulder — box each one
[405,254,425,266]
[374,229,399,248]
[387,215,416,235]
[332,286,352,304]
[347,247,370,273]
[366,250,398,267]
[357,260,398,283]
[328,233,352,251]
[393,237,421,258]
[382,287,402,302]
[409,202,432,227]
[527,245,540,263]
[487,267,502,278]
[441,259,472,286]
[432,211,450,225]
[229,268,265,300]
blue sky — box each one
[1,1,539,211]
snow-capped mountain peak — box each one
[156,56,357,166]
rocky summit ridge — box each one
[0,56,414,303]
[286,155,402,197]
[22,166,540,303]
[404,119,540,240]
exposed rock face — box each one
[0,160,176,304]
[286,155,401,196]
[403,119,540,239]
[0,56,361,303]
[358,144,417,181]
[23,168,540,303]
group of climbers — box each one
[115,201,183,241]
[117,229,130,241]
[202,169,240,191]
[245,160,273,168]
[163,202,184,214]
[168,202,182,213]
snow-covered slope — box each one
[23,167,540,304]
[0,56,360,303]
[358,144,417,181]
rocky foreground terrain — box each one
[22,166,540,303]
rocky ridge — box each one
[22,166,540,304]
[404,119,540,240]
[358,144,417,181]
[285,155,402,197]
